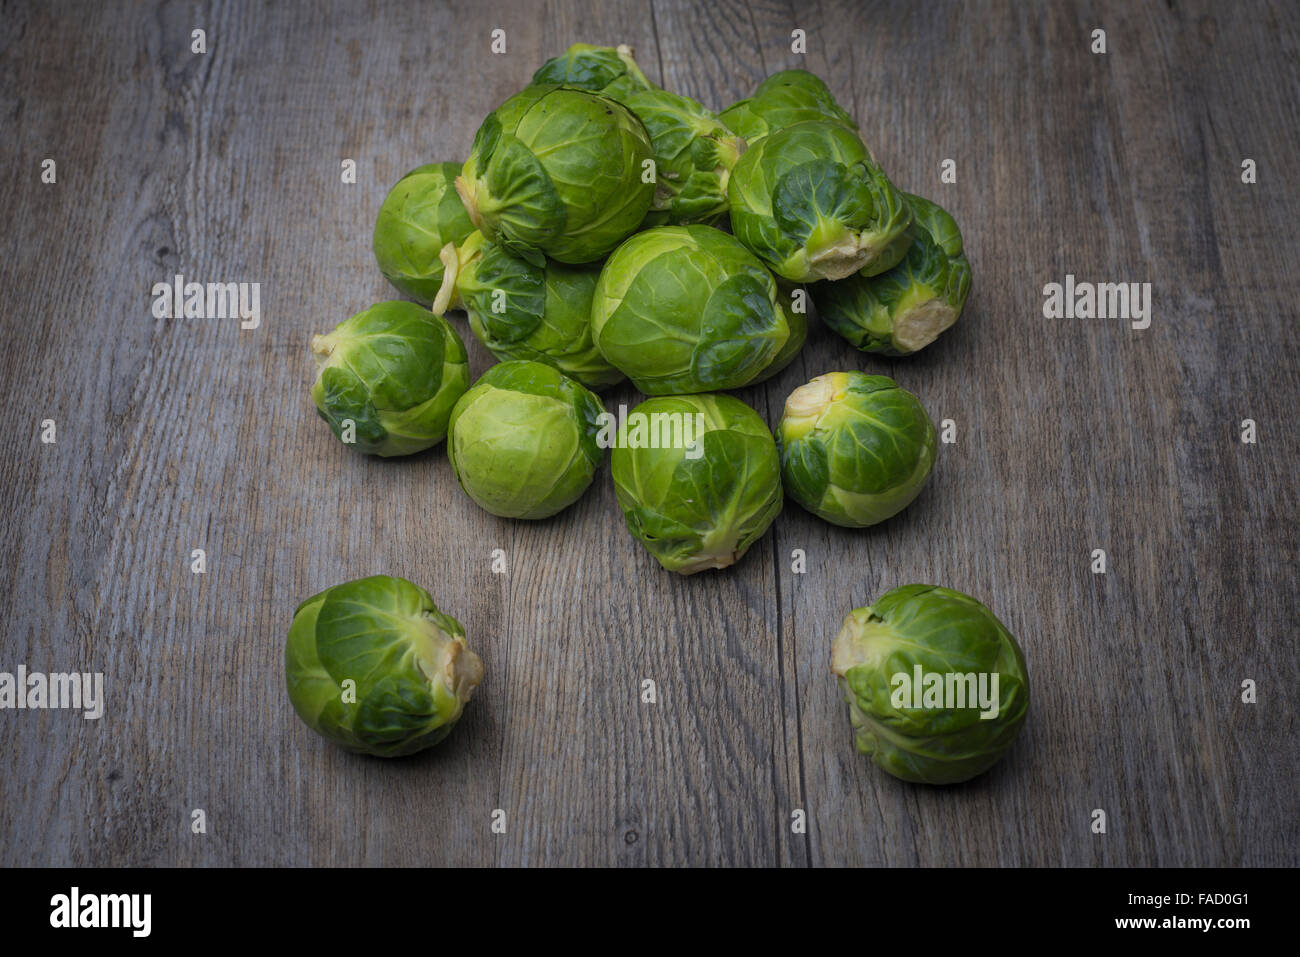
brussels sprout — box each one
[777,371,935,527]
[619,87,747,226]
[531,42,654,99]
[727,121,913,282]
[815,194,972,355]
[372,163,477,305]
[611,393,782,574]
[531,44,742,226]
[456,86,655,265]
[719,69,857,144]
[831,585,1030,784]
[440,237,624,390]
[310,301,470,457]
[447,360,606,519]
[285,575,483,758]
[591,225,803,394]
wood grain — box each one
[0,0,1295,867]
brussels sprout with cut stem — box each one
[447,360,607,519]
[815,194,972,355]
[611,393,783,574]
[591,225,803,394]
[285,575,484,758]
[719,68,857,145]
[832,585,1030,784]
[372,163,477,306]
[310,301,470,457]
[456,85,655,265]
[777,371,936,527]
[728,120,913,282]
[531,42,654,99]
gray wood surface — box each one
[1,0,1296,867]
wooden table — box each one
[1,0,1295,867]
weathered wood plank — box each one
[0,0,1295,867]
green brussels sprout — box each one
[776,371,936,527]
[815,194,972,355]
[591,225,803,394]
[719,69,858,144]
[456,85,655,265]
[727,120,913,282]
[611,393,782,574]
[440,236,624,390]
[531,42,654,99]
[372,162,477,305]
[530,44,742,226]
[310,301,470,457]
[447,360,606,519]
[831,585,1030,784]
[285,575,484,758]
[619,87,747,227]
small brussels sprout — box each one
[310,301,470,457]
[815,194,972,355]
[447,360,606,519]
[531,42,654,99]
[443,237,624,390]
[611,394,782,574]
[285,575,483,758]
[619,87,746,226]
[591,225,803,394]
[728,121,913,282]
[831,585,1030,784]
[777,371,935,527]
[457,86,655,265]
[372,163,477,305]
[719,69,857,144]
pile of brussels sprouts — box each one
[292,45,1027,785]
